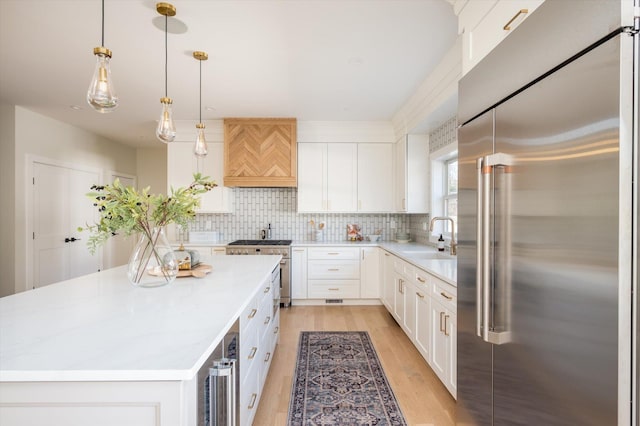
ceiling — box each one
[0,0,457,148]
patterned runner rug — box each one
[287,331,407,426]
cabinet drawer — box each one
[240,325,259,384]
[259,291,273,342]
[414,268,431,290]
[240,357,260,426]
[307,247,359,260]
[308,280,360,299]
[240,296,259,337]
[393,257,415,278]
[431,277,457,313]
[308,260,360,280]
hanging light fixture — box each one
[156,2,177,143]
[193,51,208,157]
[87,0,118,112]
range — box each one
[226,240,292,307]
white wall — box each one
[0,103,16,297]
[136,147,167,194]
[12,106,137,294]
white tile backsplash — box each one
[177,188,409,242]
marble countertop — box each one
[292,240,457,286]
[0,255,281,383]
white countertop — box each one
[0,255,281,383]
[292,240,457,286]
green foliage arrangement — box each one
[79,173,216,254]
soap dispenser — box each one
[437,234,445,252]
[267,223,272,240]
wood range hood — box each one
[223,117,297,187]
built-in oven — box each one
[226,240,291,307]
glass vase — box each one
[127,227,178,287]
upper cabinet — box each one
[167,142,233,213]
[395,135,429,214]
[357,144,394,212]
[297,143,393,213]
[223,118,297,187]
[297,143,357,212]
[458,0,544,75]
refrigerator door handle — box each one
[476,157,484,339]
[480,153,514,345]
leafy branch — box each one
[79,173,216,255]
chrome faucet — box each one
[429,216,457,255]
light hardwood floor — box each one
[253,305,456,426]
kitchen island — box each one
[0,255,281,426]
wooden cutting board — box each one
[177,264,212,278]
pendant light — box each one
[87,0,118,112]
[193,51,208,157]
[156,2,177,143]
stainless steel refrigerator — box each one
[457,0,638,424]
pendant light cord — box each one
[101,0,105,46]
[164,14,168,98]
[199,60,202,123]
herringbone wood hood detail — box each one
[224,118,297,187]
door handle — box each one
[478,153,514,345]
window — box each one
[443,159,458,233]
[429,144,457,241]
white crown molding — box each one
[391,36,462,138]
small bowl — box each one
[367,235,381,242]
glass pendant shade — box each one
[156,98,176,143]
[194,124,208,157]
[87,48,118,112]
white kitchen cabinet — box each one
[167,142,233,213]
[459,0,544,75]
[291,247,308,299]
[298,143,393,213]
[297,143,357,212]
[306,246,360,299]
[402,278,416,341]
[381,251,395,311]
[414,284,431,362]
[428,277,457,398]
[297,144,326,212]
[357,144,394,212]
[360,247,381,299]
[395,135,430,213]
[327,144,358,212]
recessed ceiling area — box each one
[0,0,457,148]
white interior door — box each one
[34,163,69,287]
[33,162,101,288]
[103,173,136,269]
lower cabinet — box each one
[291,247,308,299]
[381,249,457,399]
[381,251,395,310]
[239,276,280,425]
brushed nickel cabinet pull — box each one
[248,308,257,319]
[503,8,528,31]
[417,276,426,283]
[294,249,305,252]
[264,286,270,293]
[416,292,425,299]
[248,346,257,359]
[440,311,445,332]
[248,393,258,409]
[328,287,339,291]
[274,326,279,334]
[440,291,453,300]
[264,316,270,325]
[264,352,271,362]
[384,253,390,257]
[328,252,340,255]
[328,268,340,271]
